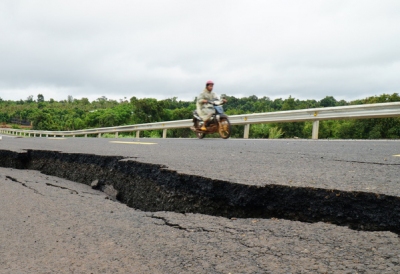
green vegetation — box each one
[269,127,284,139]
[1,93,399,139]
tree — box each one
[26,95,34,103]
[80,98,90,105]
[37,94,45,103]
[282,96,296,110]
[320,96,337,107]
[67,95,74,103]
[131,98,165,123]
[271,98,283,110]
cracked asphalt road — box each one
[2,167,400,274]
[1,137,400,273]
[1,137,399,195]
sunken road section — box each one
[1,149,399,234]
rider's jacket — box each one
[196,89,219,121]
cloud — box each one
[0,0,399,102]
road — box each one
[1,136,400,195]
[1,136,400,273]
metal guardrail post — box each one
[244,124,250,139]
[163,129,167,139]
[136,131,140,138]
[98,133,101,138]
[312,120,319,140]
[115,132,119,138]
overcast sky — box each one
[1,0,399,103]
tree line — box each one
[0,93,399,139]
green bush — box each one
[268,127,284,139]
[250,124,271,138]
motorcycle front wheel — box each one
[218,118,231,139]
[194,120,205,139]
[196,132,205,139]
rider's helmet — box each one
[206,80,214,86]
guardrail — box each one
[1,102,400,139]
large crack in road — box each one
[1,148,400,235]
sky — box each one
[1,0,400,103]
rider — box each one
[196,80,226,131]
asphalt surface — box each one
[2,167,400,274]
[1,135,400,273]
[1,136,399,195]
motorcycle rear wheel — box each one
[218,118,231,139]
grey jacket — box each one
[196,89,219,121]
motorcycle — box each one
[190,99,232,139]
